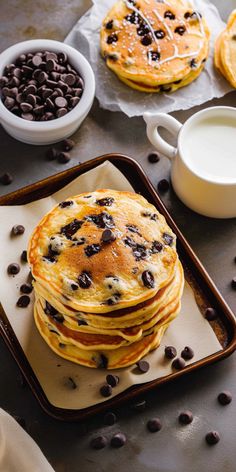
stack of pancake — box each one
[100,0,210,93]
[214,10,236,88]
[28,189,184,369]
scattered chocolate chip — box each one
[105,20,113,30]
[148,152,160,163]
[61,138,75,151]
[44,301,64,323]
[141,34,152,46]
[100,383,113,397]
[20,283,33,294]
[106,374,119,387]
[172,357,186,370]
[175,26,186,35]
[59,200,73,208]
[181,346,194,360]
[184,11,191,19]
[101,229,116,243]
[77,318,88,326]
[133,244,147,261]
[179,410,193,424]
[60,219,83,238]
[110,433,126,448]
[103,412,117,425]
[164,10,175,19]
[7,263,20,275]
[58,151,71,164]
[16,295,30,308]
[11,224,25,236]
[131,400,146,412]
[137,24,150,36]
[155,29,165,39]
[151,241,163,254]
[84,244,101,257]
[126,224,140,235]
[90,435,108,449]
[107,33,118,44]
[78,271,92,288]
[96,197,114,206]
[218,391,232,405]
[162,233,174,246]
[205,431,220,445]
[98,354,108,369]
[190,58,197,68]
[231,277,236,289]
[149,51,161,61]
[0,172,13,185]
[165,345,177,359]
[147,418,162,432]
[136,360,150,373]
[158,179,169,192]
[21,250,28,262]
[142,270,155,289]
[86,212,114,229]
[125,11,140,25]
[205,307,217,321]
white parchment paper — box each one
[0,162,222,410]
[65,0,232,117]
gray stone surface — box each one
[0,2,236,471]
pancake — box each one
[100,0,210,92]
[214,10,236,88]
[28,189,177,313]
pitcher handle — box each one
[143,112,182,161]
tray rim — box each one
[0,153,236,422]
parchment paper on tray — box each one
[65,0,232,117]
[0,162,222,410]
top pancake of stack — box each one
[28,189,177,314]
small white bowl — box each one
[0,39,95,145]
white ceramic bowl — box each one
[0,39,95,145]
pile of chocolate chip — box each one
[0,51,84,121]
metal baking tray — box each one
[0,154,235,421]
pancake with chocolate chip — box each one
[100,0,210,93]
[28,189,177,313]
[214,10,236,88]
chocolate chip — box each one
[137,24,150,36]
[61,138,75,151]
[110,433,126,448]
[172,357,185,370]
[205,307,217,321]
[84,244,101,257]
[0,172,13,185]
[125,12,140,24]
[142,270,155,289]
[4,97,15,109]
[179,410,193,424]
[106,20,113,30]
[106,292,121,305]
[59,200,73,208]
[44,301,58,317]
[151,241,163,254]
[102,229,116,243]
[149,51,161,61]
[11,224,25,236]
[190,58,197,68]
[90,436,108,449]
[162,233,174,246]
[57,108,68,118]
[147,418,162,432]
[103,412,117,425]
[107,33,118,44]
[205,431,220,445]
[20,283,33,294]
[165,345,177,359]
[54,96,67,108]
[58,52,67,64]
[133,244,147,261]
[96,197,114,206]
[21,250,28,262]
[141,34,152,46]
[148,152,160,163]
[21,112,34,121]
[231,277,236,289]
[131,400,146,412]
[218,391,232,405]
[77,318,88,325]
[106,374,119,387]
[175,26,186,35]
[155,29,165,39]
[86,212,114,229]
[60,219,83,238]
[164,10,175,19]
[184,11,191,19]
[158,179,169,192]
[136,360,150,373]
[100,384,113,397]
[181,346,194,360]
[16,295,30,308]
[32,55,42,67]
[7,263,20,275]
[20,102,34,113]
[78,271,92,288]
[126,224,141,235]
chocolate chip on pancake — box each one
[60,219,83,239]
[78,271,92,288]
[163,233,174,246]
[126,224,141,235]
[141,34,152,46]
[137,24,150,36]
[142,270,155,288]
[190,58,198,68]
[155,29,165,39]
[149,51,161,62]
[59,200,74,208]
[184,12,191,19]
[106,292,121,305]
[101,229,116,243]
[132,244,147,261]
[106,20,114,30]
[125,12,140,24]
[164,10,175,20]
[77,319,88,326]
[151,241,163,254]
[86,212,114,229]
[43,245,59,263]
[84,244,101,257]
[107,33,118,44]
[175,26,186,35]
[96,197,114,206]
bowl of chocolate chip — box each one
[0,39,95,144]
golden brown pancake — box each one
[214,10,236,87]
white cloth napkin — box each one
[0,409,54,472]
